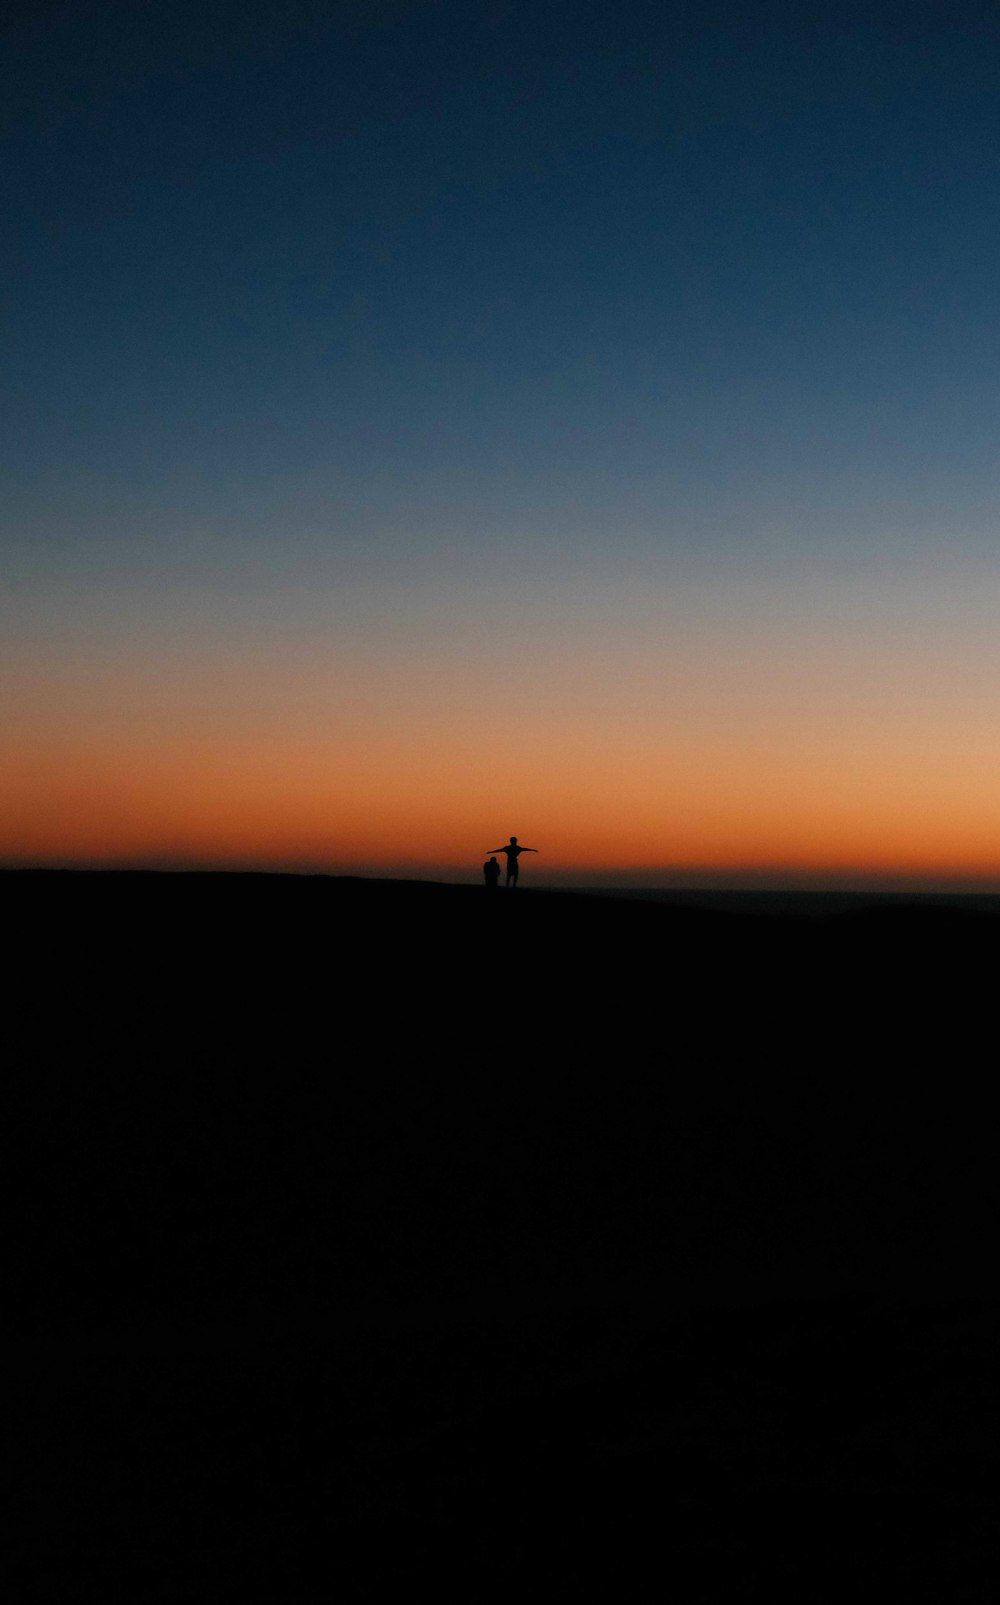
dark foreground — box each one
[6,871,998,1600]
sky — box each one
[4,0,1000,888]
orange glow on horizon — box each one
[7,570,1000,891]
[5,716,1000,889]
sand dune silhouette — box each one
[7,870,996,1597]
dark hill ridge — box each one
[6,871,998,1598]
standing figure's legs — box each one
[508,865,518,888]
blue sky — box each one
[5,1,1000,881]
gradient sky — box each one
[5,0,1000,887]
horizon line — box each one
[6,857,1000,897]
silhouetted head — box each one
[490,856,498,864]
[509,835,517,844]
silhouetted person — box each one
[488,835,539,888]
[483,856,501,889]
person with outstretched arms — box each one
[487,835,539,888]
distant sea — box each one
[562,886,1000,918]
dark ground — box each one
[5,870,998,1599]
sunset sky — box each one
[5,1,1000,888]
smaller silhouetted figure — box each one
[483,856,501,889]
[488,835,539,888]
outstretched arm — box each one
[522,847,539,853]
